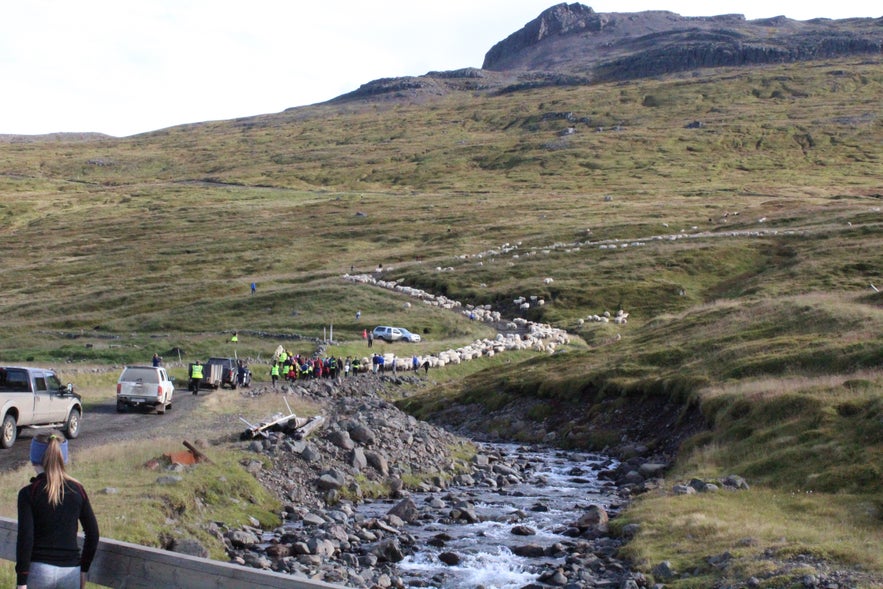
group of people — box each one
[269,351,360,387]
[267,350,430,387]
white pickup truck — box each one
[0,366,83,449]
[116,365,175,414]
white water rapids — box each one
[356,444,621,588]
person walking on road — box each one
[189,360,203,395]
[16,432,99,589]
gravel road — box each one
[0,388,227,473]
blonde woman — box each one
[16,432,99,589]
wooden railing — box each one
[0,517,344,589]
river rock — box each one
[317,468,346,490]
[170,537,209,558]
[242,552,272,569]
[300,443,321,462]
[228,529,260,548]
[349,423,376,445]
[328,429,355,450]
[574,505,609,532]
[450,503,480,523]
[388,497,420,523]
[301,511,325,526]
[438,551,461,565]
[370,538,405,563]
[307,537,336,557]
[365,451,390,475]
[724,474,750,490]
[349,447,368,470]
[265,543,290,558]
[622,470,645,485]
[672,484,696,495]
[639,463,667,477]
[511,524,537,536]
[512,544,546,557]
[652,560,676,580]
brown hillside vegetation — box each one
[0,22,881,586]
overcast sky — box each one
[2,0,879,137]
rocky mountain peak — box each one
[483,3,606,69]
[482,3,882,79]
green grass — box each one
[616,489,883,588]
[0,439,280,555]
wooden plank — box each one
[0,517,344,589]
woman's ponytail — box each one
[36,432,73,506]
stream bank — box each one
[218,375,657,588]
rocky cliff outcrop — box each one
[483,3,882,80]
[330,4,881,106]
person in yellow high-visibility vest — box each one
[230,332,238,344]
[270,363,280,389]
[190,361,204,395]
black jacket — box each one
[16,473,100,586]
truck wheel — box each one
[1,414,17,449]
[116,400,126,413]
[64,408,81,439]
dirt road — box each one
[0,389,218,473]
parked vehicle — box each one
[398,328,422,343]
[116,365,175,414]
[372,326,421,343]
[0,366,83,449]
[205,357,244,389]
[190,361,223,390]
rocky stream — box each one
[210,375,685,589]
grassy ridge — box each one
[1,56,882,585]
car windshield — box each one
[121,367,159,383]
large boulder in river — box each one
[388,497,420,523]
[369,538,405,563]
[574,504,609,532]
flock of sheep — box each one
[343,273,572,371]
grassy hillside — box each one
[1,55,881,586]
